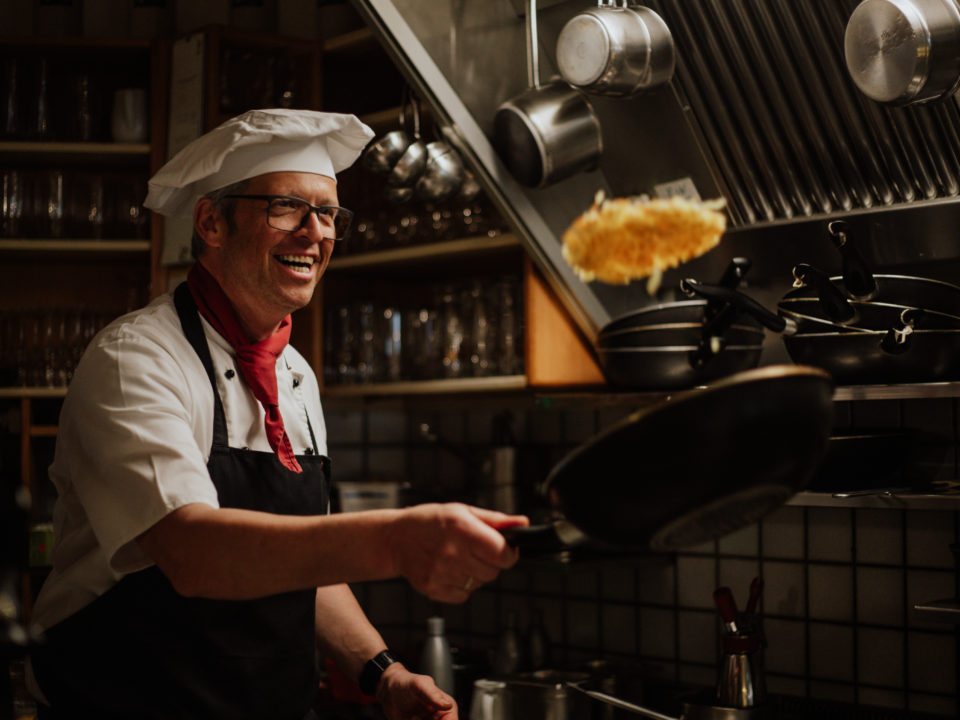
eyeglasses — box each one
[223,194,354,240]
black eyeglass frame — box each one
[222,194,355,240]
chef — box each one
[27,109,527,719]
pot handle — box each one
[792,263,856,323]
[526,0,541,89]
[565,682,679,720]
[680,279,790,334]
[879,308,922,355]
[828,220,878,300]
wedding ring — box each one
[463,576,475,592]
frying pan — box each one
[596,343,764,390]
[789,221,960,319]
[782,328,960,384]
[597,323,764,349]
[504,365,834,553]
[779,298,960,332]
[599,258,757,337]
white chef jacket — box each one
[29,291,329,634]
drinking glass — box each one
[356,302,380,383]
[1,169,23,237]
[381,306,403,382]
[40,169,65,238]
[495,276,522,376]
[439,286,465,378]
[334,305,357,384]
[468,280,494,377]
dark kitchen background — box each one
[2,1,960,719]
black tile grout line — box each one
[850,506,862,708]
[902,507,914,715]
[672,539,682,683]
[802,505,811,701]
[675,550,958,574]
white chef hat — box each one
[144,109,375,218]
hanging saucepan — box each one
[414,138,466,202]
[556,0,675,97]
[502,365,834,553]
[362,87,415,175]
[493,0,603,188]
[386,92,427,187]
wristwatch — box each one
[359,649,400,697]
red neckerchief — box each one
[187,263,302,473]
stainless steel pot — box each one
[844,0,960,104]
[493,0,602,188]
[556,0,675,97]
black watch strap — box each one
[359,649,400,697]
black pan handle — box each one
[702,256,753,324]
[792,263,856,323]
[828,220,878,300]
[879,308,921,355]
[681,279,789,333]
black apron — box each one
[32,283,330,719]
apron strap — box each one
[174,282,229,450]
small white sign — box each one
[654,177,702,201]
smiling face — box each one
[194,171,340,340]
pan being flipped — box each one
[509,365,834,553]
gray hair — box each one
[190,178,251,259]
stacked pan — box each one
[777,222,960,384]
[596,258,767,390]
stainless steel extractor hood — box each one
[350,0,960,342]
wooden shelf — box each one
[0,239,151,254]
[323,375,528,397]
[329,234,520,270]
[29,425,58,438]
[0,387,68,399]
[0,141,151,157]
[788,489,960,510]
[322,27,376,54]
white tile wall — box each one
[856,567,904,625]
[600,603,637,656]
[907,632,956,694]
[639,608,675,658]
[760,561,806,617]
[808,564,854,622]
[676,556,716,609]
[764,618,806,675]
[858,627,904,687]
[855,509,904,565]
[809,623,854,682]
[337,399,960,717]
[676,610,717,664]
[905,511,957,569]
[761,506,805,559]
[807,508,853,562]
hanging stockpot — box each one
[493,0,603,188]
[556,0,675,97]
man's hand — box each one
[387,503,528,603]
[377,662,457,720]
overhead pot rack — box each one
[352,0,960,343]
